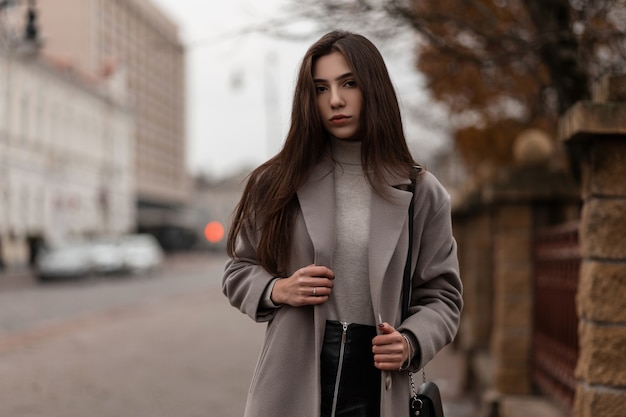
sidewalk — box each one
[427,343,479,417]
[0,266,35,290]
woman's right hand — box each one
[271,265,334,307]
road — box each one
[0,252,264,417]
[0,252,477,417]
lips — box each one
[330,115,350,125]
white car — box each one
[89,239,125,275]
[36,242,93,281]
[118,234,164,274]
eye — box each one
[315,85,328,94]
[344,80,357,88]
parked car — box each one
[89,238,125,275]
[36,242,93,281]
[117,234,163,274]
[35,234,164,281]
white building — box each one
[35,0,189,210]
[0,47,134,268]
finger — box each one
[372,338,402,350]
[309,286,333,297]
[316,277,334,289]
[373,348,405,364]
[374,353,404,364]
[300,277,334,290]
[374,360,404,371]
[304,265,334,279]
[372,329,403,348]
[372,339,404,355]
[377,322,396,335]
[295,290,327,306]
[305,287,329,305]
[309,295,329,305]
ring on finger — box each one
[313,287,317,296]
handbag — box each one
[403,167,445,417]
[409,370,445,417]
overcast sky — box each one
[150,0,450,180]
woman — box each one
[223,30,462,417]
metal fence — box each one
[532,221,580,411]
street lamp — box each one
[1,0,40,52]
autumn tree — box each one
[284,0,626,177]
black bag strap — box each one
[404,167,444,416]
[401,167,418,322]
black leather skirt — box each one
[320,320,381,417]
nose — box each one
[329,87,345,109]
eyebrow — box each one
[313,72,354,83]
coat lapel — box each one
[296,156,336,357]
[296,156,336,267]
[369,177,413,323]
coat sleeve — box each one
[398,173,463,370]
[222,221,279,322]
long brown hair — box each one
[227,30,416,276]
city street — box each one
[0,252,477,417]
[0,252,263,417]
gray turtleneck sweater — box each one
[327,137,375,326]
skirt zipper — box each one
[330,321,349,417]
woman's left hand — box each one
[371,322,409,371]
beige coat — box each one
[223,155,463,417]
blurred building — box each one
[0,14,134,267]
[33,0,190,244]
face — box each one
[313,51,363,141]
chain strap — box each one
[409,368,428,415]
[409,372,418,399]
[409,368,427,399]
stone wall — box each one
[559,74,626,417]
[453,156,580,406]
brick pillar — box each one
[454,212,493,352]
[491,204,534,394]
[560,74,626,417]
